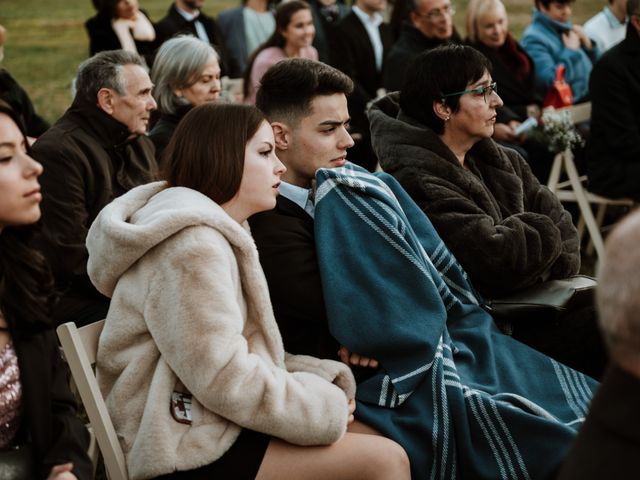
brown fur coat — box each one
[368,93,580,297]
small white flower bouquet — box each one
[540,109,585,154]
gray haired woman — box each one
[149,35,221,160]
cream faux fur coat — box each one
[86,182,356,480]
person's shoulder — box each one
[218,6,243,21]
[584,10,607,33]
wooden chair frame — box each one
[57,320,128,480]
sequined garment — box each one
[0,341,21,449]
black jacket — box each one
[249,196,339,361]
[155,4,235,77]
[0,70,49,137]
[558,364,640,480]
[587,25,640,200]
[383,23,460,92]
[31,99,157,325]
[368,93,580,297]
[14,328,92,479]
[85,11,157,66]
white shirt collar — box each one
[279,181,315,217]
[352,5,383,27]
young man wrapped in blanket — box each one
[248,58,597,480]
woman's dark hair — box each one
[161,103,266,204]
[0,101,55,338]
[535,0,574,9]
[399,44,492,134]
[243,0,312,98]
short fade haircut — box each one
[75,49,146,104]
[256,58,353,125]
[161,103,265,204]
[151,36,219,115]
[597,210,640,362]
[400,44,492,134]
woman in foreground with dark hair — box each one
[0,101,92,479]
[86,103,409,480]
[244,0,318,104]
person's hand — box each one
[47,463,77,480]
[526,104,541,120]
[338,346,379,368]
[347,398,356,425]
[572,25,592,50]
[492,123,517,143]
[562,29,581,50]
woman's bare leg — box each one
[255,431,410,480]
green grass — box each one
[1,0,602,124]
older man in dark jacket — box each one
[587,0,640,200]
[32,50,157,327]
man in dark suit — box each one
[249,59,355,362]
[558,207,640,480]
[155,0,235,76]
[329,0,392,171]
[587,0,640,200]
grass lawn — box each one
[1,0,603,123]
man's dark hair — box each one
[75,50,146,104]
[256,58,353,125]
[400,44,492,134]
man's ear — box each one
[271,121,290,150]
[433,99,451,122]
[97,88,115,114]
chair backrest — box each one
[57,321,128,480]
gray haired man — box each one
[32,50,157,327]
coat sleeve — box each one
[512,149,581,282]
[143,228,349,446]
[397,169,568,297]
[31,139,93,292]
[41,331,93,480]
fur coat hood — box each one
[87,181,254,297]
[368,93,580,297]
[86,182,356,479]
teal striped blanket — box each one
[314,163,596,479]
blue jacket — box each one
[521,10,599,101]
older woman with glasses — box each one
[368,45,607,377]
[370,44,579,298]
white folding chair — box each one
[546,102,634,259]
[57,320,128,480]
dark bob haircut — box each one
[161,103,265,205]
[535,0,575,9]
[399,44,492,134]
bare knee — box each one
[362,437,411,480]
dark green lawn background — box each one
[1,0,602,124]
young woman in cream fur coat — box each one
[86,103,409,480]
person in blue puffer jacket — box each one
[521,0,599,102]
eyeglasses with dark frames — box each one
[442,81,498,103]
[413,4,456,21]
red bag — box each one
[543,64,574,108]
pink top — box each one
[246,46,319,104]
[0,340,22,449]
